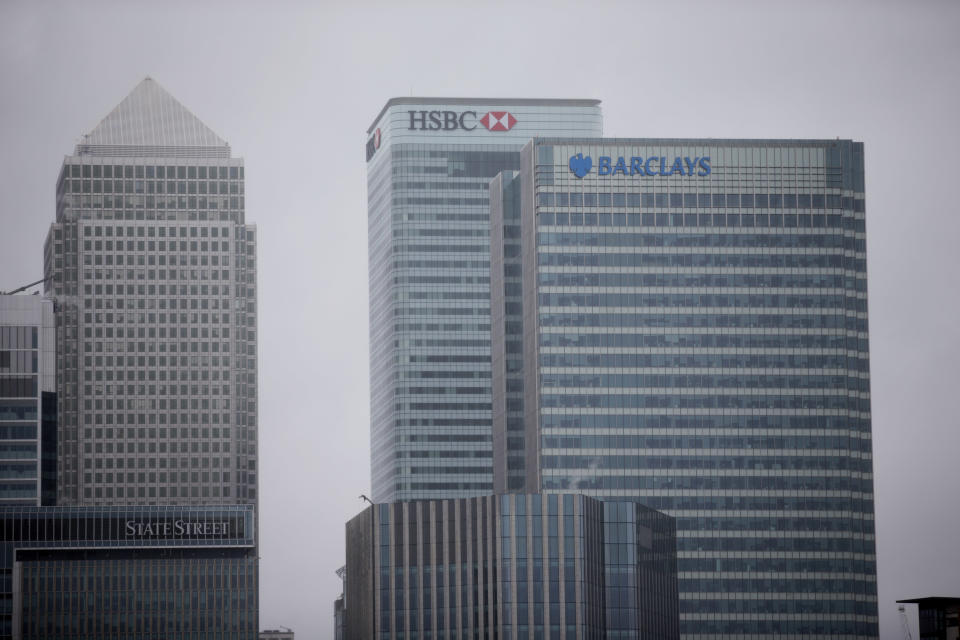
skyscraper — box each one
[490,138,877,638]
[1,77,261,639]
[44,78,258,507]
[365,99,602,502]
[0,295,56,506]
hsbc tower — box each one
[365,98,602,501]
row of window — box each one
[67,180,243,195]
[541,454,871,473]
[540,413,870,436]
[538,191,864,211]
[540,292,863,310]
[539,252,866,270]
[539,313,867,331]
[64,194,244,210]
[66,164,242,180]
[542,435,871,451]
[539,272,863,289]
[537,487,876,514]
[539,230,863,248]
[540,332,866,350]
[541,393,866,411]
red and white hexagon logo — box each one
[479,111,517,132]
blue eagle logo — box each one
[569,153,592,178]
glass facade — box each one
[366,99,602,502]
[0,505,256,640]
[490,138,878,638]
[343,494,677,640]
[0,297,56,506]
[42,78,258,507]
[24,77,259,638]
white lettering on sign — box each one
[125,520,231,537]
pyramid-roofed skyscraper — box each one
[45,77,258,507]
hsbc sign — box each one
[407,110,517,132]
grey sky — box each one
[1,1,958,638]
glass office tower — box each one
[43,78,258,507]
[0,296,56,506]
[491,138,878,638]
[28,78,259,638]
[366,98,602,502]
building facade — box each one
[0,504,256,640]
[43,77,258,507]
[0,296,56,506]
[366,98,602,502]
[342,494,678,640]
[27,77,259,637]
[490,138,878,637]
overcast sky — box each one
[1,1,958,638]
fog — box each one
[1,1,957,637]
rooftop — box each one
[76,77,230,157]
[367,97,601,134]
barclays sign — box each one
[570,153,711,178]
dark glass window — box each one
[726,193,740,207]
[740,193,753,208]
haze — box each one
[1,1,957,638]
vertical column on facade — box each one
[467,498,477,637]
[485,495,497,636]
[440,499,449,637]
[453,498,462,639]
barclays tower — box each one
[489,139,878,638]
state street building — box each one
[0,504,256,639]
[489,139,878,638]
[366,99,602,503]
[0,78,261,640]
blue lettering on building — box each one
[570,154,711,178]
